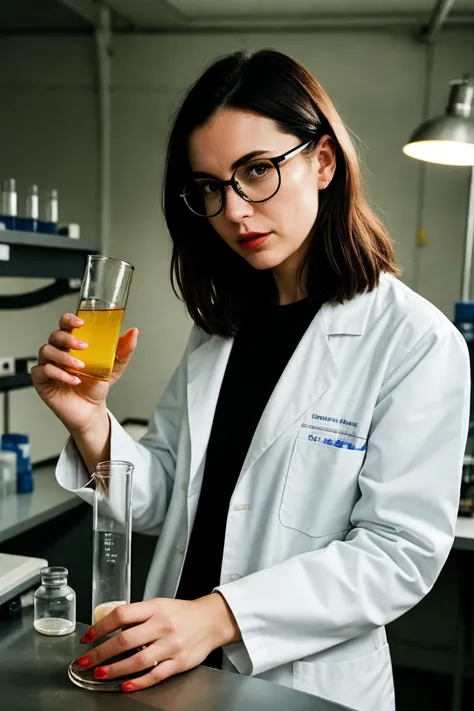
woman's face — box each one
[187,109,336,274]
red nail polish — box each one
[93,667,107,680]
[81,628,96,644]
[76,655,90,669]
[122,682,136,693]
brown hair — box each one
[163,49,398,337]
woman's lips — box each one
[238,233,270,250]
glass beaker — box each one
[68,460,134,692]
[68,255,134,381]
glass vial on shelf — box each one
[0,178,17,230]
[24,184,39,232]
[34,566,76,636]
[39,188,59,234]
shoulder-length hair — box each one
[163,49,398,337]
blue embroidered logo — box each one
[308,434,366,452]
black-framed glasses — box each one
[180,141,311,218]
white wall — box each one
[419,37,474,307]
[0,29,472,452]
[0,37,98,461]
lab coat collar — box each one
[321,286,377,337]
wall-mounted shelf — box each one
[0,230,100,309]
[0,230,99,280]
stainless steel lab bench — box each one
[0,612,353,711]
[0,464,81,544]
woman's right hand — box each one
[32,313,138,436]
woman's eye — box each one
[246,162,269,179]
[247,163,268,178]
[201,181,220,196]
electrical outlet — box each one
[0,357,15,377]
[14,357,37,374]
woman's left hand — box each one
[74,593,241,692]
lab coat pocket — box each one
[293,644,394,711]
[279,438,364,537]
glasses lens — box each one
[182,179,223,217]
[235,159,280,202]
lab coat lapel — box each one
[238,285,376,478]
[240,309,339,477]
[186,335,233,487]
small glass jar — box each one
[34,566,76,636]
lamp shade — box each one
[403,77,474,166]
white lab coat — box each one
[56,274,470,711]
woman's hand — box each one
[31,312,138,436]
[75,594,241,692]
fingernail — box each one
[74,359,85,368]
[74,318,84,326]
[76,655,91,669]
[122,682,136,693]
[72,377,82,385]
[75,340,88,348]
[81,628,96,644]
[93,667,107,680]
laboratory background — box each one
[0,1,474,710]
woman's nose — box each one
[223,185,254,222]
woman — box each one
[33,49,469,710]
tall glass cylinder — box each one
[68,460,134,692]
[92,460,133,625]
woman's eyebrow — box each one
[191,149,272,178]
[231,149,271,171]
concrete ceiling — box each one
[0,0,89,30]
[2,0,474,32]
[110,0,474,24]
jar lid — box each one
[40,566,68,585]
[0,450,16,461]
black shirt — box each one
[176,297,320,667]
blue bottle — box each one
[1,433,34,494]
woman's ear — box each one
[314,135,337,189]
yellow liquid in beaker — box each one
[69,308,125,381]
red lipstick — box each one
[238,232,270,250]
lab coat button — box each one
[176,546,185,555]
[230,574,242,581]
[232,504,250,511]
